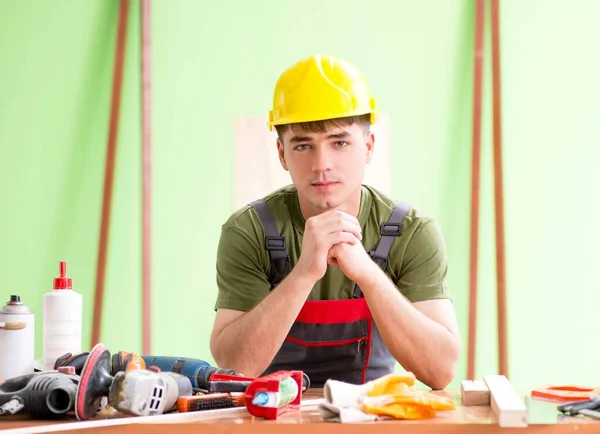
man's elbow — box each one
[210,339,255,377]
[426,340,461,390]
[426,365,456,390]
[211,344,238,372]
[210,335,229,369]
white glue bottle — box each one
[0,295,35,381]
[42,261,83,371]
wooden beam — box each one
[467,0,486,381]
[140,0,152,355]
[92,0,130,347]
[483,375,527,427]
[491,0,508,378]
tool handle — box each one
[208,381,251,393]
[558,398,600,416]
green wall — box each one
[0,0,598,390]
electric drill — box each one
[141,356,241,390]
[56,351,242,393]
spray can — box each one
[42,262,83,371]
[0,295,35,381]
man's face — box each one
[277,122,374,213]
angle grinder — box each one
[75,343,192,420]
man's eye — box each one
[335,141,349,147]
[294,145,310,151]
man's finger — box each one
[327,246,340,266]
[314,209,360,226]
[328,232,360,247]
[323,219,362,240]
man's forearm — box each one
[211,269,315,378]
[356,264,460,390]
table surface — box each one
[0,388,599,434]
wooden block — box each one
[461,380,490,406]
[483,375,528,428]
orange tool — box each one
[111,351,146,373]
[532,385,600,401]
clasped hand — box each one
[296,209,376,284]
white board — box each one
[483,375,528,428]
[233,114,391,210]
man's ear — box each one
[365,131,375,164]
[277,138,288,171]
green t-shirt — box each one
[214,184,451,312]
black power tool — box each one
[0,370,79,419]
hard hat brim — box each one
[268,109,378,131]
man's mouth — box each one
[311,181,339,191]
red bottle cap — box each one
[53,261,73,290]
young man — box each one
[210,55,461,390]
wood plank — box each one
[483,375,527,427]
[0,399,325,434]
[461,380,490,406]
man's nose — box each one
[311,146,334,172]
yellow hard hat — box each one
[268,54,378,131]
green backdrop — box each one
[1,0,598,390]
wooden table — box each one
[0,388,598,433]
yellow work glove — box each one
[361,402,436,420]
[359,372,456,420]
[364,372,417,396]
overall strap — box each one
[353,202,412,298]
[249,199,291,289]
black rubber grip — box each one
[208,381,251,393]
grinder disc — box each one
[75,343,113,420]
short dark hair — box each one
[275,114,371,142]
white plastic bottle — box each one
[0,295,35,381]
[42,261,83,371]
